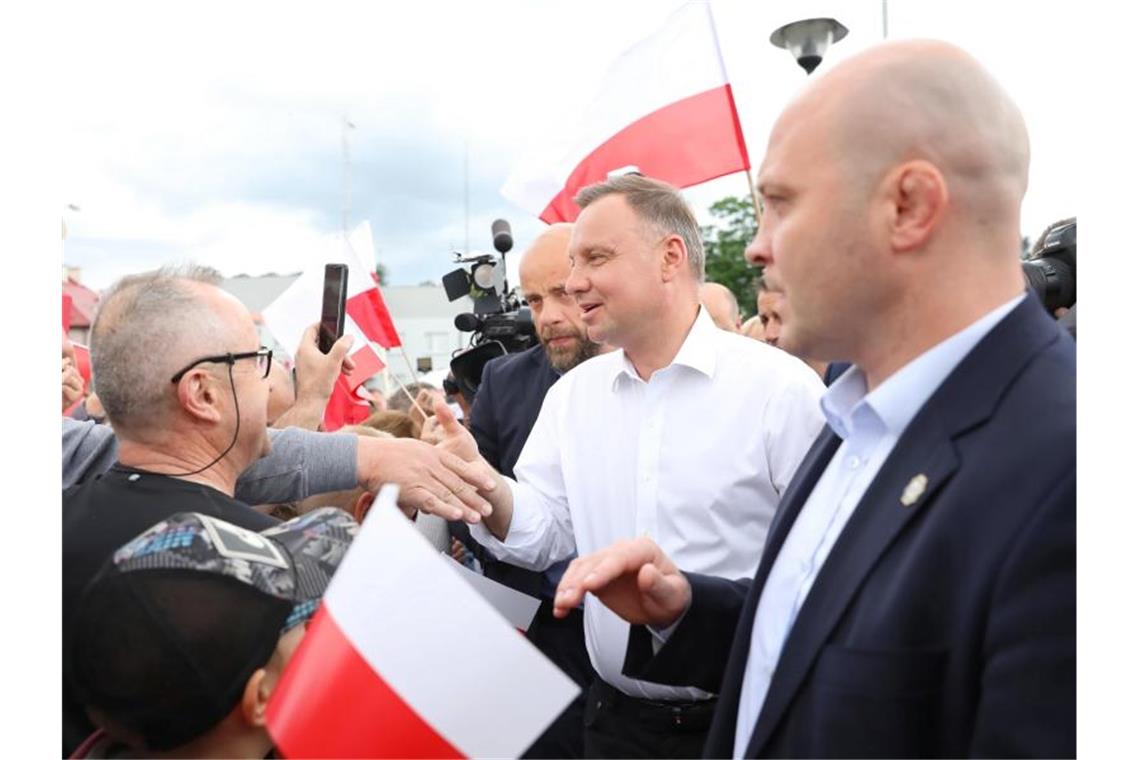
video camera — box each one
[442,219,537,401]
[1022,218,1076,315]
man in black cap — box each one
[67,507,357,759]
[63,264,493,753]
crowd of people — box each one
[61,39,1074,758]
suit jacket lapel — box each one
[743,296,1066,757]
[745,423,959,756]
[705,429,842,757]
[766,430,844,570]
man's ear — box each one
[240,667,271,728]
[660,234,688,282]
[353,490,376,523]
[175,370,225,423]
[884,160,948,254]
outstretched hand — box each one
[431,399,514,539]
[554,537,692,628]
[356,435,497,524]
[432,398,479,462]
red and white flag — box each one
[266,486,579,758]
[501,1,750,223]
[262,222,399,429]
[447,556,541,632]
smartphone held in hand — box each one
[318,264,348,353]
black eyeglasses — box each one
[170,347,273,383]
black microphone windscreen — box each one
[492,219,513,253]
[454,313,482,332]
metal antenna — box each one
[464,137,471,254]
[342,115,355,240]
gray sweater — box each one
[62,418,359,504]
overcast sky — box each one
[60,0,1079,292]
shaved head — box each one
[699,282,740,332]
[520,223,600,372]
[780,40,1029,252]
[519,223,574,279]
[747,40,1032,387]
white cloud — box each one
[60,0,1080,291]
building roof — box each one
[63,278,100,328]
[219,273,301,314]
[382,284,469,319]
[220,274,468,321]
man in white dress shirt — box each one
[553,40,1075,758]
[431,175,824,758]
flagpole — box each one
[745,170,762,228]
[395,346,430,420]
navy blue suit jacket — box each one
[823,361,851,387]
[453,345,562,597]
[623,297,1076,757]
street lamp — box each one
[769,17,848,75]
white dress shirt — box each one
[470,307,825,700]
[731,293,1025,757]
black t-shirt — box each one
[62,465,278,755]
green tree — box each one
[701,195,761,317]
[374,261,389,286]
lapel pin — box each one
[900,474,928,507]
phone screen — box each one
[319,264,348,353]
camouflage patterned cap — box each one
[111,506,358,631]
[68,507,359,751]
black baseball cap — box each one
[67,507,358,751]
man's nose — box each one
[744,230,770,267]
[565,263,587,295]
[544,303,568,327]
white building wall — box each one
[386,316,471,385]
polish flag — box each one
[266,486,579,758]
[262,222,398,429]
[501,1,750,223]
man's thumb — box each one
[435,399,462,433]
[639,564,682,611]
[330,333,355,361]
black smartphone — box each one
[318,264,348,353]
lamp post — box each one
[769,17,849,74]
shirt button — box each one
[848,456,861,469]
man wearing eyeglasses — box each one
[62,264,495,754]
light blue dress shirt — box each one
[731,293,1025,757]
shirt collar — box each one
[821,293,1026,439]
[611,305,718,389]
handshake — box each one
[393,399,687,630]
[371,398,512,539]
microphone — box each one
[454,313,482,332]
[492,219,513,254]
